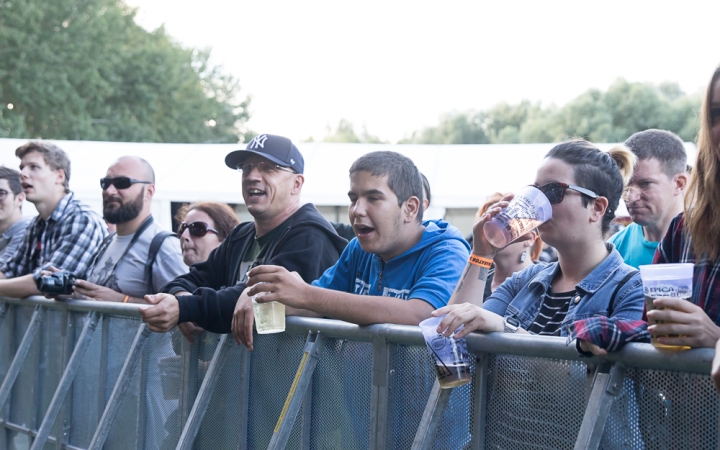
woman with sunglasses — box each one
[434,140,644,341]
[174,202,240,266]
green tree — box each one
[399,111,489,144]
[405,79,701,145]
[0,0,250,142]
[323,119,386,144]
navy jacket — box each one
[161,203,347,333]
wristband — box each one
[122,295,130,303]
[468,255,493,269]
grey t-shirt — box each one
[0,217,32,269]
[87,221,187,298]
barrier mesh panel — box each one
[8,305,34,429]
[309,338,373,450]
[603,367,719,450]
[193,342,246,450]
[484,354,589,450]
[388,344,474,450]
[246,332,307,449]
[143,330,184,450]
[68,313,105,447]
[0,304,12,384]
[102,317,146,450]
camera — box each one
[36,271,76,296]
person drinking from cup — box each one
[433,140,644,344]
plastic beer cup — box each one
[251,283,286,334]
[639,263,694,351]
[419,315,472,389]
[483,185,553,248]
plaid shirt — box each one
[654,213,720,324]
[569,212,720,353]
[568,317,649,352]
[1,192,107,279]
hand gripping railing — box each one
[0,296,716,450]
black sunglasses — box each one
[178,221,219,238]
[532,182,599,205]
[100,177,152,190]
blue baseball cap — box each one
[225,134,304,174]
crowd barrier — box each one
[0,296,716,450]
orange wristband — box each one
[468,255,493,269]
[122,295,130,303]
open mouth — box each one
[21,182,32,192]
[353,224,375,238]
[246,188,266,199]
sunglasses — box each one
[100,177,152,190]
[178,221,219,238]
[532,182,599,205]
[238,161,296,175]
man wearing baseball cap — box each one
[140,134,347,346]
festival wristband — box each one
[122,295,130,303]
[468,255,493,269]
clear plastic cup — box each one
[419,315,472,389]
[483,185,552,248]
[639,263,694,351]
[251,285,285,334]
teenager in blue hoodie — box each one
[246,150,469,326]
[247,151,470,449]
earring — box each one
[520,251,527,263]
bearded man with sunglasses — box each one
[141,134,347,342]
[0,142,107,298]
[70,156,187,303]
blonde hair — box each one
[684,65,720,261]
[607,144,637,187]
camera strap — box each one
[88,215,156,287]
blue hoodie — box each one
[312,219,470,309]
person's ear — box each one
[590,197,609,223]
[291,174,305,195]
[145,184,155,200]
[674,172,688,195]
[55,169,66,187]
[403,196,420,223]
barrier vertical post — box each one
[267,331,326,450]
[30,311,100,450]
[574,362,626,450]
[470,353,488,450]
[369,336,394,449]
[236,346,251,450]
[0,306,45,413]
[176,334,232,450]
[411,379,452,450]
[300,377,312,450]
[88,324,151,450]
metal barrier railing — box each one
[0,296,716,450]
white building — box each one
[0,139,697,237]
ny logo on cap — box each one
[248,134,268,149]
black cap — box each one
[225,134,304,174]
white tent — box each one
[0,139,697,235]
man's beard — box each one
[103,188,144,224]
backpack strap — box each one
[144,231,177,290]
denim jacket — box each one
[482,244,644,336]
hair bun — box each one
[607,144,637,186]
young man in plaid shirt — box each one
[0,141,107,298]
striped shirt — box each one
[1,192,107,279]
[527,288,575,335]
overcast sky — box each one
[125,0,718,143]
